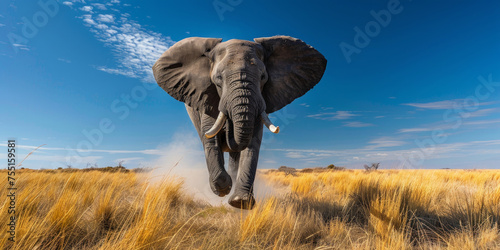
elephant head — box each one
[152,36,327,151]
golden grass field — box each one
[1,168,499,249]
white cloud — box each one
[343,121,374,127]
[13,43,30,51]
[403,99,497,110]
[57,58,71,63]
[468,108,500,118]
[69,2,175,83]
[96,14,115,23]
[284,150,333,162]
[0,144,163,155]
[366,137,406,149]
[115,157,143,164]
[106,29,117,34]
[0,23,5,27]
[92,3,107,10]
[399,115,500,133]
[375,116,385,119]
[398,127,434,133]
[270,139,500,169]
[80,6,93,12]
[285,152,306,158]
[463,119,500,126]
[62,1,73,7]
[308,111,358,120]
[96,66,136,77]
[404,99,462,109]
[82,14,96,25]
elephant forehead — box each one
[219,40,264,59]
[224,39,256,46]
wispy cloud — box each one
[463,118,500,126]
[92,3,107,10]
[343,121,373,127]
[13,43,29,51]
[307,111,358,120]
[57,58,71,63]
[365,137,406,149]
[96,14,115,23]
[0,144,163,155]
[403,99,464,109]
[285,152,306,159]
[115,157,143,164]
[284,151,333,161]
[398,115,500,133]
[271,139,500,168]
[403,99,497,110]
[398,127,435,133]
[468,108,500,118]
[80,6,93,12]
[66,1,175,83]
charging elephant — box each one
[152,36,326,209]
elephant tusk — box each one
[261,112,280,134]
[205,112,227,139]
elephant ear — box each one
[254,36,327,113]
[152,37,222,117]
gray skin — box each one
[152,36,326,209]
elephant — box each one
[152,36,327,209]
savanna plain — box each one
[1,167,499,249]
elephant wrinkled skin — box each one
[152,36,327,209]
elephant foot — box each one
[210,171,232,197]
[228,193,255,210]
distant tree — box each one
[278,166,297,176]
[118,160,125,168]
[327,164,346,171]
[364,163,380,171]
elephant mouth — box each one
[204,111,279,139]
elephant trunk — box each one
[224,81,265,151]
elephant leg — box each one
[186,105,232,197]
[228,152,240,183]
[228,122,263,209]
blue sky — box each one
[1,0,500,170]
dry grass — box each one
[1,169,499,249]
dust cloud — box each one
[149,132,283,207]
